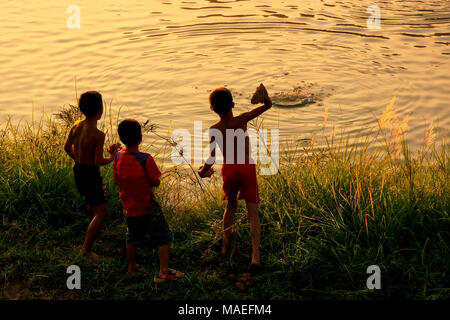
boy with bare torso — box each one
[64,91,120,259]
[198,84,272,271]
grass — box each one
[0,100,448,300]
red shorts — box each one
[222,162,259,204]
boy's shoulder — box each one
[71,120,104,137]
[70,119,83,133]
[235,111,252,122]
[209,120,228,131]
[209,115,246,130]
[210,121,221,129]
[115,151,158,175]
[116,150,151,162]
[73,119,83,127]
[95,127,106,138]
[134,150,151,157]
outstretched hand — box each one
[107,143,121,155]
[262,85,272,109]
[198,165,214,178]
[251,83,271,108]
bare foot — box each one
[171,270,185,278]
[155,269,184,283]
[81,251,101,260]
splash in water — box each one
[271,83,328,108]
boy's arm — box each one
[94,133,115,166]
[113,155,118,185]
[238,89,272,123]
[198,163,213,178]
[63,126,76,160]
[198,132,216,178]
[146,155,162,188]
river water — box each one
[1,0,449,159]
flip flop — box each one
[154,269,185,283]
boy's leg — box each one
[157,244,184,279]
[158,244,170,276]
[127,244,137,274]
[222,197,237,254]
[87,204,95,220]
[81,203,108,259]
[151,210,183,279]
[246,201,261,266]
[87,205,102,239]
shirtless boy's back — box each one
[64,91,119,259]
[70,121,102,165]
[199,85,272,271]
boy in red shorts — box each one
[198,84,272,272]
[113,119,184,281]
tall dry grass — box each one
[0,98,448,299]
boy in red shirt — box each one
[113,119,184,281]
[198,84,272,273]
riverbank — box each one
[0,103,448,299]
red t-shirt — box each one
[113,147,161,217]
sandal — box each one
[154,268,185,283]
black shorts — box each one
[125,210,174,247]
[73,162,107,207]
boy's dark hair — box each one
[79,91,103,118]
[209,88,233,116]
[118,119,142,147]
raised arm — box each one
[239,85,272,123]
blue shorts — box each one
[125,211,173,247]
